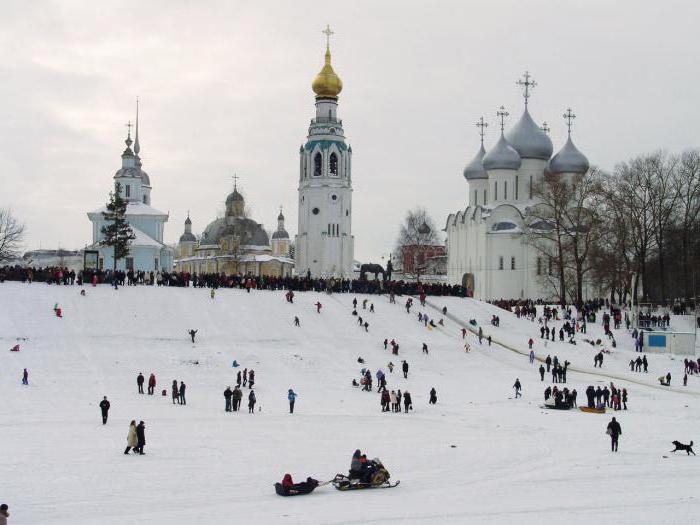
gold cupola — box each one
[312,44,343,99]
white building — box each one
[445,73,589,300]
[87,107,174,272]
[294,29,354,278]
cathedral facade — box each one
[87,111,174,272]
[294,29,354,278]
[174,186,293,277]
[445,74,589,300]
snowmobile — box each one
[332,458,400,491]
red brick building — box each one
[400,244,446,276]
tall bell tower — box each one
[295,26,354,278]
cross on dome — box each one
[476,116,488,145]
[563,108,576,135]
[322,24,334,48]
[232,173,240,191]
[496,106,509,133]
[516,71,537,107]
[541,121,550,135]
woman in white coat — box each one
[124,420,138,454]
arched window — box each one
[314,153,322,176]
[329,153,338,175]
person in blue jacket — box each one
[288,389,297,413]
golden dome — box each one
[312,46,343,99]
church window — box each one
[474,190,477,206]
[346,210,349,216]
[330,153,338,175]
[312,207,319,215]
[511,256,516,270]
[515,176,519,200]
[536,257,542,276]
[125,185,131,198]
[328,223,331,235]
[331,194,337,201]
[548,257,553,276]
[494,182,498,201]
[314,153,322,176]
[126,257,134,270]
[483,189,487,204]
[154,257,159,270]
[529,176,533,199]
[504,181,508,200]
[143,195,147,204]
[498,256,504,270]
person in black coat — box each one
[539,364,545,381]
[99,396,110,424]
[179,381,186,405]
[545,355,552,372]
[586,385,595,408]
[172,380,180,404]
[224,387,232,412]
[429,388,437,404]
[402,360,409,379]
[187,329,198,343]
[248,390,256,413]
[403,391,412,412]
[137,373,144,394]
[136,421,146,455]
[606,417,622,452]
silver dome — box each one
[505,108,553,160]
[179,232,196,243]
[463,144,488,180]
[548,136,589,175]
[483,135,522,171]
[272,229,289,240]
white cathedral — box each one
[294,28,354,278]
[445,73,590,300]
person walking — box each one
[422,343,429,355]
[179,381,186,405]
[224,386,232,412]
[315,302,322,313]
[606,417,622,452]
[137,373,145,394]
[429,387,437,404]
[248,390,256,413]
[148,373,156,395]
[288,389,297,413]
[172,380,180,405]
[248,369,255,389]
[187,329,198,343]
[135,421,146,455]
[402,360,409,379]
[124,420,138,454]
[529,349,535,364]
[294,316,300,327]
[236,370,242,387]
[99,396,110,425]
[22,368,28,385]
[513,379,522,398]
[539,364,545,381]
[403,390,412,412]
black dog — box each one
[671,440,695,455]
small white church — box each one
[445,73,590,300]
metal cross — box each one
[496,106,509,132]
[516,71,537,107]
[475,116,488,145]
[563,108,576,135]
[541,121,550,135]
[125,120,132,137]
[232,173,240,191]
[322,25,334,47]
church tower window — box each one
[330,153,338,175]
[515,176,519,199]
[498,256,504,270]
[511,256,516,270]
[504,181,508,200]
[483,189,487,204]
[494,182,498,201]
[529,176,533,199]
[314,153,322,176]
[126,185,131,198]
[536,257,542,276]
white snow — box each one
[1,283,699,524]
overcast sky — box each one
[2,0,699,264]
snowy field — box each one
[1,282,700,524]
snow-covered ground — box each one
[1,282,699,524]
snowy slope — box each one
[1,283,699,524]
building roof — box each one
[88,202,168,218]
[179,232,197,243]
[463,144,488,180]
[483,135,522,171]
[272,229,290,240]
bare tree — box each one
[674,150,700,298]
[395,208,439,282]
[0,208,25,263]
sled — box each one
[579,406,606,414]
[540,403,572,411]
[274,482,319,497]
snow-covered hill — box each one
[1,283,699,524]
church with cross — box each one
[445,72,590,300]
[86,103,175,273]
[173,175,294,277]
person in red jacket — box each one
[148,373,156,395]
[315,302,322,313]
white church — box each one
[445,73,590,300]
[294,27,354,278]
